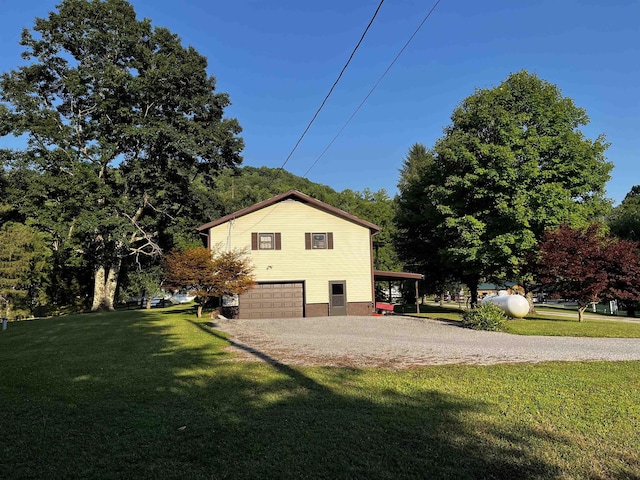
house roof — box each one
[478,282,518,290]
[197,189,381,233]
[374,270,423,281]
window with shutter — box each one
[305,232,333,249]
[252,233,281,250]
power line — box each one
[266,0,386,190]
[302,0,443,179]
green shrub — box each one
[461,303,508,331]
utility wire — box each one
[266,0,386,190]
[302,0,442,179]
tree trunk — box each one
[464,275,480,308]
[196,305,203,318]
[144,290,152,310]
[91,260,121,312]
[469,286,478,308]
[577,305,587,322]
[2,298,11,319]
[525,290,536,314]
[439,290,444,308]
[91,266,106,311]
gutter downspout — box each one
[198,231,210,250]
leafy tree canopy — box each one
[396,70,613,304]
[0,0,244,311]
[609,185,640,242]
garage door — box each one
[239,282,304,319]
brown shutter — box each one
[251,232,258,250]
[275,233,282,250]
[327,232,334,249]
[305,233,311,250]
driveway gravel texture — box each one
[213,315,640,369]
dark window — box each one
[305,232,334,250]
[312,233,326,249]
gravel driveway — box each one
[213,315,640,369]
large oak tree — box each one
[396,71,613,306]
[0,0,243,310]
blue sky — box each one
[1,0,638,204]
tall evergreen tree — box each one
[397,143,433,193]
[395,144,454,298]
[0,222,51,319]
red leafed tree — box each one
[603,237,640,307]
[537,224,640,321]
[164,247,255,318]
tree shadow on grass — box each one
[420,316,464,327]
[0,311,636,479]
[186,320,560,479]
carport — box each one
[374,270,424,312]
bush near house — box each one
[462,303,508,331]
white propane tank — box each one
[481,292,529,318]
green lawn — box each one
[505,316,640,337]
[409,304,640,338]
[1,307,639,479]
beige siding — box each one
[207,199,373,304]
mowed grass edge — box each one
[410,304,640,337]
[1,307,638,479]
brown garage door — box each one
[239,282,304,319]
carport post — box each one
[415,280,419,314]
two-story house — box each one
[197,190,381,318]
